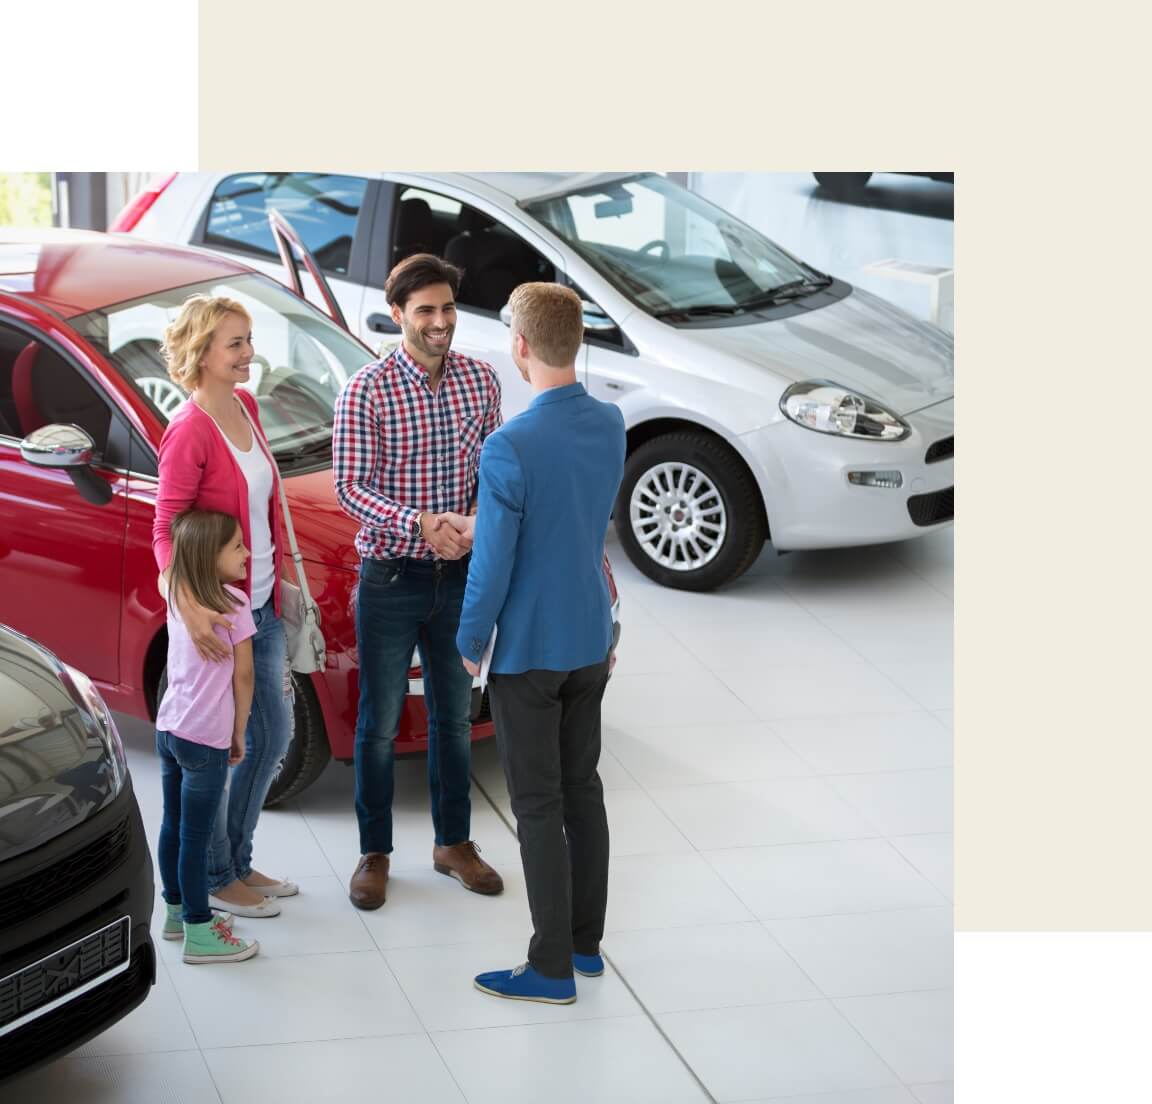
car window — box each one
[0,321,127,467]
[69,274,373,468]
[393,186,556,314]
[524,173,814,315]
[201,173,369,277]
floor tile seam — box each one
[414,1008,648,1040]
[818,985,921,1091]
[791,599,954,679]
[192,1027,439,1053]
[880,839,955,901]
[759,904,954,924]
[697,835,946,857]
[812,778,953,842]
[293,796,361,889]
[826,987,954,1091]
[696,846,950,921]
[652,984,953,1019]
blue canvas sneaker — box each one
[474,962,577,1004]
[572,952,604,977]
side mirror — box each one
[20,424,114,507]
[21,424,95,469]
[499,299,618,334]
[582,301,618,333]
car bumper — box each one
[743,399,954,550]
[0,776,156,1081]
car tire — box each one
[156,667,330,806]
[614,432,767,592]
[813,172,873,196]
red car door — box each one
[0,315,130,687]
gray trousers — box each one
[488,657,612,979]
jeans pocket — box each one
[362,559,403,587]
[170,735,214,772]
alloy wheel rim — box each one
[629,462,726,571]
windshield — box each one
[523,174,818,316]
[70,273,372,460]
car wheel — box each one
[264,674,330,806]
[156,667,330,805]
[813,172,873,196]
[614,432,767,592]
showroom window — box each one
[201,173,370,276]
[0,322,128,467]
[392,186,556,314]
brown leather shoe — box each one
[349,853,390,910]
[433,841,504,895]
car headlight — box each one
[63,664,128,796]
[780,381,910,441]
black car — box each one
[0,624,155,1081]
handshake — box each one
[420,510,476,560]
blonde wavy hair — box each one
[161,295,252,390]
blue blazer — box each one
[457,382,626,675]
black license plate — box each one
[0,916,130,1035]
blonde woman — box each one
[153,295,297,918]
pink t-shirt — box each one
[156,585,258,749]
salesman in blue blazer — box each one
[451,282,626,1005]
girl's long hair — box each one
[168,510,243,616]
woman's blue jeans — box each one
[208,597,293,891]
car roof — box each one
[449,172,643,205]
[0,228,255,318]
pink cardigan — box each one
[152,388,285,616]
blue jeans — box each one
[156,729,230,925]
[208,597,293,891]
[355,556,474,855]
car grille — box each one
[925,436,954,463]
[907,487,955,526]
[1,916,130,1036]
[0,816,131,928]
[0,939,152,1072]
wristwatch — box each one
[412,513,424,539]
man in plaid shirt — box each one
[333,253,505,910]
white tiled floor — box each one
[9,527,953,1102]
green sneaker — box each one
[164,904,234,940]
[183,916,258,964]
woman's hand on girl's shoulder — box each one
[181,596,235,663]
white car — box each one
[115,171,954,591]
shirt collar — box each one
[392,342,455,386]
[530,382,586,408]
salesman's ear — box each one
[391,302,403,328]
[515,332,530,360]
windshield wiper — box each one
[739,276,835,311]
[651,303,748,320]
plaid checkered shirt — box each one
[332,344,502,561]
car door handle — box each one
[367,313,402,334]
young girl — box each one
[156,509,260,964]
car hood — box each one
[0,627,121,861]
[282,464,361,570]
[673,287,954,417]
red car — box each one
[0,228,620,803]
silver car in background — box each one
[120,171,954,591]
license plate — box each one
[0,915,131,1036]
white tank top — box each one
[215,413,276,610]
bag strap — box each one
[237,398,316,610]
